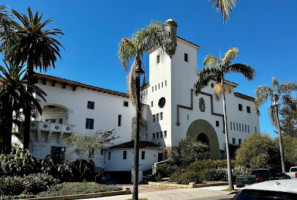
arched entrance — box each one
[187,119,219,159]
[42,104,69,124]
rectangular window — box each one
[155,85,157,91]
[164,131,167,138]
[141,151,145,160]
[152,87,154,92]
[245,125,247,132]
[108,152,111,160]
[165,80,167,86]
[162,82,163,88]
[153,114,156,122]
[118,115,121,127]
[123,101,129,107]
[255,126,257,133]
[242,124,244,132]
[184,53,188,62]
[160,131,163,138]
[236,123,238,131]
[151,101,153,107]
[87,101,95,109]
[86,118,94,129]
[123,151,127,160]
[232,138,236,145]
[51,146,65,160]
[157,55,160,64]
[146,133,148,140]
[233,122,235,130]
[247,106,251,113]
[153,133,155,139]
[230,122,232,130]
[156,113,159,121]
[156,132,159,138]
[216,121,219,127]
[239,139,242,145]
[248,125,250,133]
[160,112,163,120]
[100,149,104,155]
[238,104,243,111]
[239,123,241,131]
[158,83,160,89]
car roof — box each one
[242,179,297,194]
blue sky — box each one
[2,0,297,137]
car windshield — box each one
[252,170,270,175]
[290,168,297,172]
[235,190,297,200]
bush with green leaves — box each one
[0,147,40,176]
[0,173,58,196]
[38,182,122,197]
[176,170,201,184]
[169,170,182,182]
[156,162,176,177]
[187,160,233,172]
[70,159,96,182]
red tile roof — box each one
[110,141,161,149]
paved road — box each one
[84,186,236,200]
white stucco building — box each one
[29,19,259,182]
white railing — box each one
[30,121,74,134]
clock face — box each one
[158,97,166,108]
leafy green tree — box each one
[210,0,237,22]
[3,7,64,150]
[0,62,46,154]
[280,97,297,137]
[255,77,297,173]
[236,133,279,169]
[275,135,297,168]
[118,22,172,200]
[194,47,255,189]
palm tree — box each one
[118,22,172,200]
[255,77,297,173]
[194,47,255,190]
[0,61,46,154]
[4,7,63,149]
[210,0,237,22]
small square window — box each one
[118,115,122,127]
[238,104,243,111]
[141,151,145,160]
[184,53,188,62]
[87,101,95,109]
[216,121,219,127]
[247,106,251,113]
[123,151,127,160]
[123,101,129,107]
[157,55,160,64]
[86,118,94,129]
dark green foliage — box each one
[0,147,40,176]
[38,182,122,197]
[169,171,182,182]
[176,170,201,184]
[70,159,96,182]
[187,160,232,172]
[0,173,58,196]
[156,163,176,178]
[40,155,73,182]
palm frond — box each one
[210,0,237,22]
[203,54,220,67]
[282,94,297,111]
[118,37,136,71]
[127,59,137,106]
[278,81,297,94]
[254,85,273,115]
[272,77,279,92]
[194,65,221,94]
[225,63,255,80]
[268,105,278,127]
[221,47,239,69]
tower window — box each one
[118,115,121,127]
[216,121,219,127]
[157,55,160,64]
[157,113,159,121]
[152,87,154,92]
[123,151,127,159]
[158,83,160,89]
[238,104,243,111]
[160,112,163,120]
[87,101,95,109]
[164,131,167,138]
[230,122,232,130]
[123,101,129,107]
[160,131,163,138]
[232,138,236,145]
[153,133,155,139]
[151,101,153,107]
[247,106,251,113]
[162,82,163,88]
[165,80,167,86]
[156,132,159,138]
[211,83,214,88]
[153,114,156,122]
[184,53,188,62]
[86,118,94,129]
[141,151,145,160]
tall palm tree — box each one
[255,77,297,173]
[210,0,237,22]
[194,47,255,190]
[0,61,46,154]
[4,7,63,149]
[118,22,172,200]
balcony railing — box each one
[30,121,74,134]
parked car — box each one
[285,166,297,179]
[232,179,297,200]
[251,168,271,182]
[235,175,256,188]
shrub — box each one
[177,170,201,184]
[198,168,228,182]
[232,165,252,177]
[187,160,227,172]
[38,182,122,197]
[0,148,40,176]
[156,163,176,177]
[70,159,95,182]
[0,174,58,196]
[169,171,182,182]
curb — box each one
[22,188,131,200]
[148,181,228,188]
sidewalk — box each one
[84,185,234,200]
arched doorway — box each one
[187,119,219,159]
[42,104,69,124]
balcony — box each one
[31,121,74,134]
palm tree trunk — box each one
[275,107,286,173]
[222,79,233,190]
[1,101,13,154]
[132,71,141,200]
[23,65,34,150]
